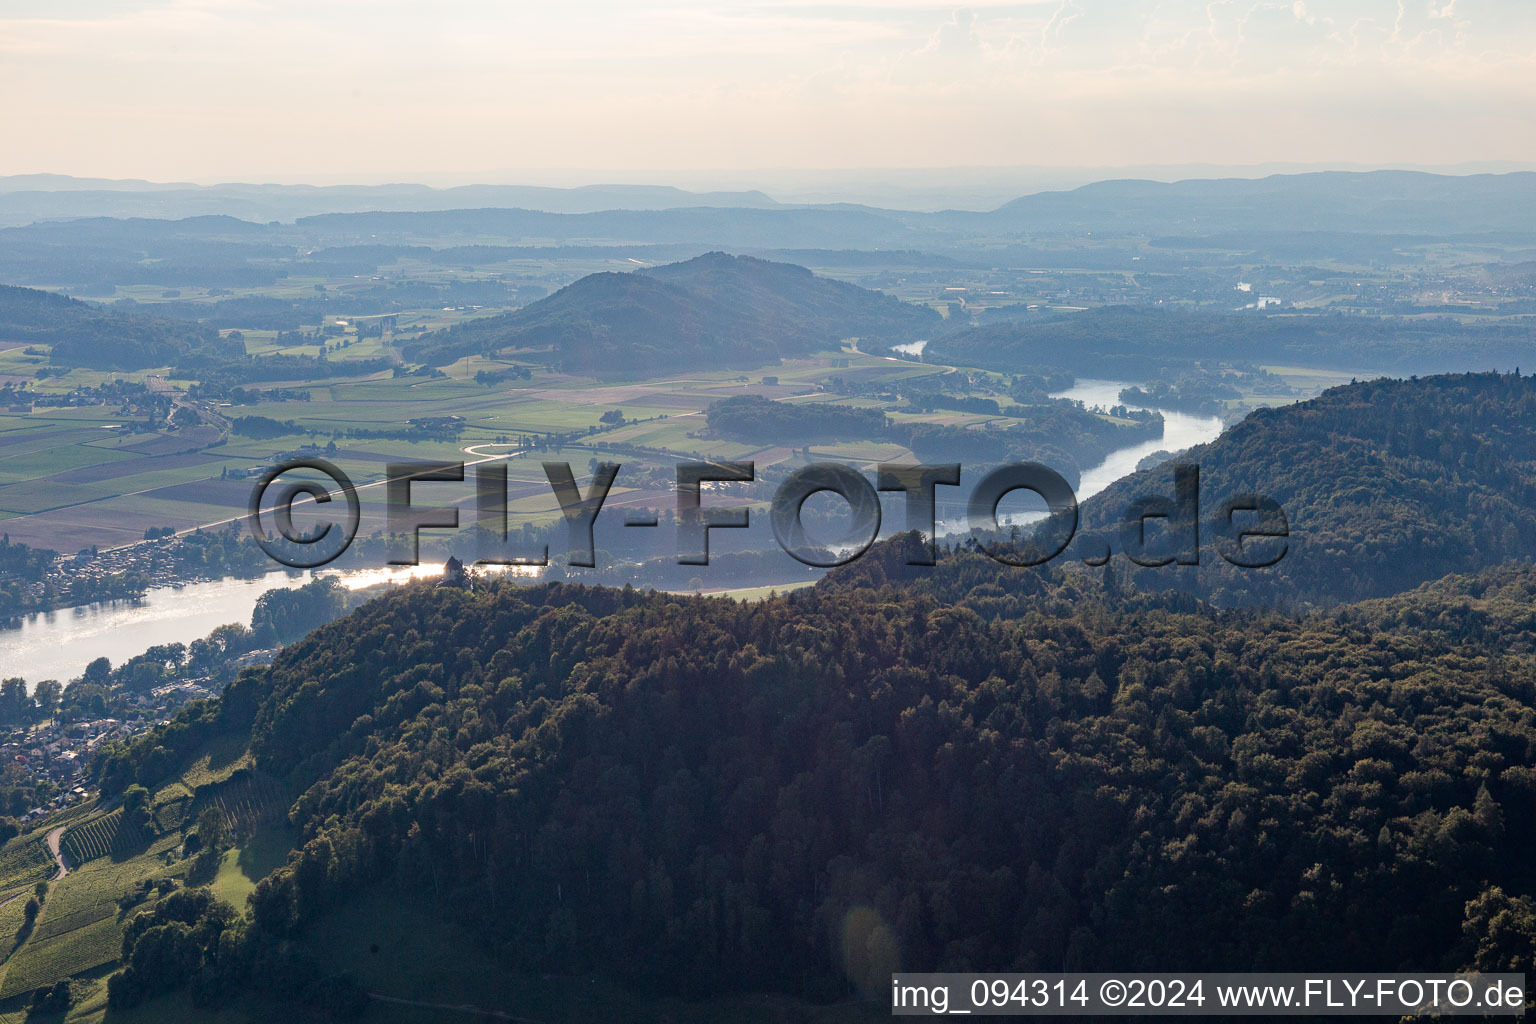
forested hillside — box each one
[0,283,225,369]
[1078,372,1536,606]
[94,550,1536,1008]
[402,252,940,372]
[926,305,1536,378]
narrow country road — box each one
[44,826,68,880]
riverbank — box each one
[2,378,1231,689]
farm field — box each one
[0,836,51,896]
[0,738,293,1012]
[186,772,288,836]
[0,826,181,1000]
[0,337,969,553]
[0,817,875,1024]
[58,809,153,866]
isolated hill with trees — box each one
[403,252,940,373]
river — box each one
[1,380,1221,687]
[1050,379,1223,500]
[931,378,1223,534]
[0,564,449,687]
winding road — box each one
[44,826,69,880]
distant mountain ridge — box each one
[402,251,941,373]
[972,170,1536,234]
[3,169,1533,240]
[0,179,785,227]
[292,205,914,249]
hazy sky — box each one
[2,0,1533,183]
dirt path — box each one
[44,826,68,880]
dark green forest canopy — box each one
[101,548,1536,998]
[1078,371,1536,607]
[402,252,941,372]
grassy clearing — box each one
[211,822,294,911]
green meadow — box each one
[0,335,976,552]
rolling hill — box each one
[1076,371,1536,606]
[402,251,942,373]
[0,283,226,369]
